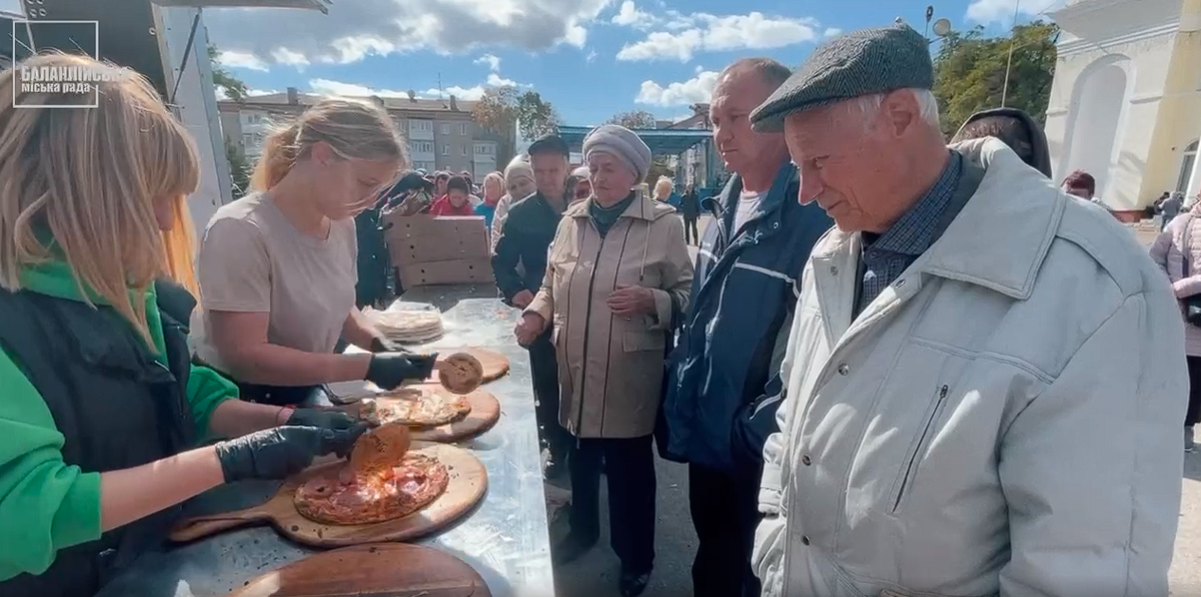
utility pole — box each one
[1001,0,1021,107]
[437,72,443,99]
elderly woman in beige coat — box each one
[514,124,693,597]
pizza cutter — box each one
[433,352,484,395]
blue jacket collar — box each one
[706,162,798,239]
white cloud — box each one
[217,50,269,71]
[310,78,410,97]
[823,27,842,37]
[611,1,653,27]
[474,53,502,72]
[202,0,611,67]
[486,72,519,87]
[635,70,719,107]
[271,48,310,68]
[586,49,599,62]
[617,11,819,62]
[965,0,1063,24]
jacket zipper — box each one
[892,384,950,513]
[575,224,609,438]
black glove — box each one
[369,336,410,354]
[214,424,369,483]
[365,352,439,391]
[285,408,359,431]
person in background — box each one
[354,187,392,309]
[571,165,592,201]
[490,156,537,253]
[1063,169,1107,208]
[950,107,1052,178]
[194,98,437,407]
[651,177,680,210]
[680,183,700,245]
[380,171,435,215]
[474,171,506,228]
[0,54,366,596]
[1150,198,1201,451]
[515,124,693,597]
[1159,191,1184,232]
[433,171,450,201]
[429,175,477,216]
[493,135,573,479]
[661,57,833,597]
[749,24,1186,596]
[564,174,584,206]
[460,169,479,195]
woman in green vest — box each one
[0,54,369,597]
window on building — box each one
[441,123,450,135]
[1178,140,1199,194]
[442,145,450,156]
[408,141,435,154]
[409,120,433,132]
[461,145,468,156]
[460,123,468,136]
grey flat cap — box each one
[750,23,934,132]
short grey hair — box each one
[721,57,792,90]
[843,88,940,129]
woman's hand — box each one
[214,424,369,482]
[285,407,360,431]
[608,285,656,316]
[515,312,547,347]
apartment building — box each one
[218,87,502,181]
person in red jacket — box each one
[428,175,476,216]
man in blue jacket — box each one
[662,58,833,597]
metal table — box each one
[98,285,554,597]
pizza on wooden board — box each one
[437,352,484,394]
[294,425,450,526]
[358,387,472,428]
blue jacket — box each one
[662,163,832,472]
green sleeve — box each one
[187,364,237,441]
[0,350,101,581]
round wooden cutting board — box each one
[423,347,509,385]
[170,443,487,548]
[343,386,501,443]
[226,543,491,597]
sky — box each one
[1,0,1066,125]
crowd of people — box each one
[0,19,1197,597]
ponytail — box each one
[250,121,301,192]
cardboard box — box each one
[382,213,495,288]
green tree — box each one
[473,86,561,166]
[608,110,658,129]
[932,21,1059,137]
[208,44,248,102]
[226,142,253,195]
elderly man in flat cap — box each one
[750,23,1187,597]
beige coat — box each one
[527,195,693,438]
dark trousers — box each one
[529,330,571,465]
[569,435,656,573]
[684,216,700,245]
[1186,355,1201,426]
[689,463,763,597]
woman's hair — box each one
[162,198,200,297]
[446,175,471,195]
[653,177,673,199]
[0,53,199,340]
[483,171,504,195]
[952,115,1034,166]
[250,98,406,191]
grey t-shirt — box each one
[193,193,358,373]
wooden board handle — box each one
[169,511,268,543]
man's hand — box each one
[214,424,369,482]
[515,313,547,347]
[608,285,656,316]
[511,290,536,309]
[365,352,439,390]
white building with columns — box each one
[1044,0,1201,215]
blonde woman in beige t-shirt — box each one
[195,99,437,406]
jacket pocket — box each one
[887,383,950,514]
[623,330,666,352]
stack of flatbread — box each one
[365,307,445,344]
